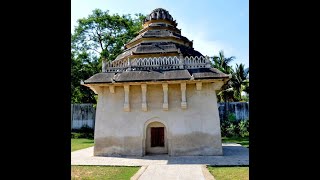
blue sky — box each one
[71,0,249,68]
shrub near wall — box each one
[71,125,94,139]
[238,120,249,137]
[221,113,249,137]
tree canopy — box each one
[210,50,249,102]
[71,9,146,103]
[212,50,235,74]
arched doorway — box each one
[145,121,168,155]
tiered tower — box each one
[82,8,230,157]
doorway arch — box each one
[143,120,168,155]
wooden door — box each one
[151,127,164,147]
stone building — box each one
[82,8,230,156]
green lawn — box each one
[207,167,249,180]
[71,166,140,180]
[71,138,94,152]
[222,136,249,148]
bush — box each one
[71,132,94,139]
[227,113,236,123]
[71,125,94,139]
[71,132,81,139]
[79,125,94,133]
[226,123,237,136]
[221,112,236,137]
[221,112,249,137]
[220,120,230,137]
[238,119,249,137]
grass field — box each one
[71,138,94,152]
[207,166,249,180]
[221,136,249,148]
[71,166,140,180]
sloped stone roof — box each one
[84,68,229,84]
[127,29,189,45]
[115,42,202,61]
[84,73,115,83]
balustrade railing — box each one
[102,56,211,72]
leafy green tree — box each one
[71,9,145,103]
[72,9,145,64]
[71,51,99,103]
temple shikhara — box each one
[82,8,230,156]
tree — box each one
[211,50,249,102]
[72,9,145,64]
[216,64,249,102]
[71,51,99,103]
[71,9,146,103]
[211,50,235,74]
[242,68,249,95]
[231,64,249,101]
[211,50,235,102]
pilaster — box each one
[196,82,202,91]
[109,85,115,93]
[141,84,147,111]
[162,83,169,110]
[181,82,187,109]
[123,85,130,111]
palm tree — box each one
[211,50,249,102]
[211,50,235,74]
[243,79,249,95]
[211,50,235,102]
[231,64,249,101]
[215,64,249,102]
[211,50,236,121]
